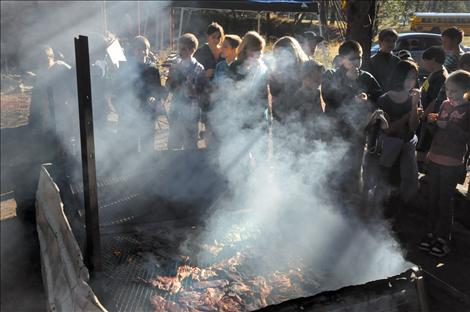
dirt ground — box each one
[1,90,469,311]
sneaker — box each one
[418,233,435,251]
[429,237,450,257]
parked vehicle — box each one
[371,32,469,78]
[410,12,470,34]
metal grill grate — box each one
[100,233,161,312]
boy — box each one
[299,31,324,59]
[214,34,242,81]
[115,35,164,154]
[441,27,465,73]
[417,47,449,171]
[14,45,73,221]
[167,33,206,150]
[323,40,382,114]
[367,28,400,91]
[322,40,382,194]
[458,52,470,72]
[194,22,224,80]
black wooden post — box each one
[74,35,102,273]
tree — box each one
[345,0,377,62]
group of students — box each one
[21,22,469,258]
[167,23,469,258]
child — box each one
[419,70,470,257]
[299,31,324,58]
[229,31,269,127]
[368,28,400,91]
[291,60,325,140]
[417,47,448,171]
[270,36,309,123]
[441,27,465,73]
[323,40,382,114]
[376,60,422,205]
[194,22,224,80]
[167,33,206,150]
[194,23,224,139]
[214,34,242,81]
[458,53,470,72]
[322,40,382,194]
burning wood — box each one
[138,276,182,294]
[133,226,321,311]
[141,259,317,312]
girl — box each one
[419,70,470,257]
[291,60,326,141]
[225,31,270,164]
[269,36,309,123]
[376,60,422,206]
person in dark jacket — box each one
[269,36,309,123]
[416,47,448,172]
[298,31,324,59]
[194,22,225,141]
[14,45,74,221]
[228,30,270,128]
[367,28,400,91]
[376,60,422,206]
[194,22,224,80]
[115,35,165,155]
[291,60,326,142]
[322,40,383,195]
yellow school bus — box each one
[411,13,470,34]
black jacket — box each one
[367,51,400,91]
[322,66,382,113]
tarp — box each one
[169,0,319,13]
[36,164,107,312]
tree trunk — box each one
[266,12,271,38]
[319,0,328,39]
[346,0,376,63]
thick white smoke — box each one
[196,49,410,296]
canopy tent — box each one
[167,0,320,40]
[169,1,319,13]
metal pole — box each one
[155,12,159,50]
[257,12,261,33]
[74,35,102,274]
[102,1,107,35]
[169,8,174,49]
[137,1,141,35]
[178,8,184,38]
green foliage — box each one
[376,0,470,34]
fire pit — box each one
[37,151,425,312]
[95,218,325,312]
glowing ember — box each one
[140,253,319,311]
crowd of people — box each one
[18,23,470,258]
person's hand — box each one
[410,88,421,107]
[346,68,360,80]
[437,120,448,129]
[427,113,439,122]
[417,106,424,119]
